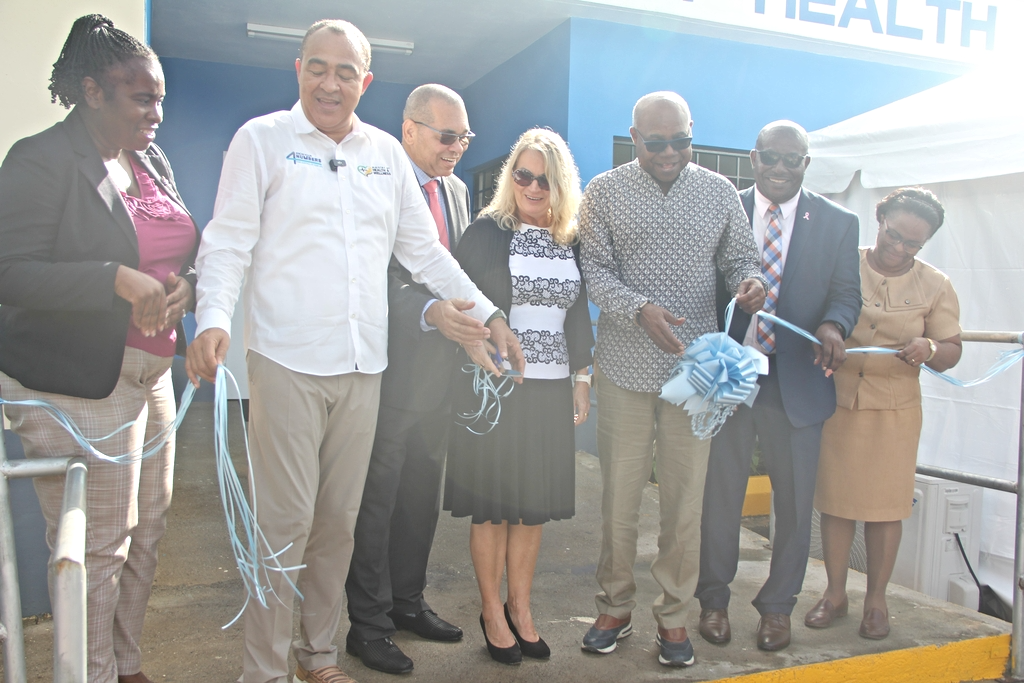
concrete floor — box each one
[9,405,1012,682]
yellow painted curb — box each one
[742,474,772,517]
[710,634,1009,683]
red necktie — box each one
[424,179,450,251]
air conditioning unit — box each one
[891,474,982,609]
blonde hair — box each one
[483,128,581,246]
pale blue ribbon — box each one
[660,299,769,439]
[757,309,1024,388]
[1,366,302,628]
[456,364,516,435]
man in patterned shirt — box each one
[578,91,766,668]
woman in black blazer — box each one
[0,16,199,683]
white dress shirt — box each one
[742,187,801,347]
[194,103,496,376]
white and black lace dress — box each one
[444,219,594,525]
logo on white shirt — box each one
[357,165,392,177]
[286,152,323,167]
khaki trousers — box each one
[242,352,381,683]
[1,347,175,683]
[593,366,711,630]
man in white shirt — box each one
[186,21,522,683]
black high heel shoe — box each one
[504,604,551,659]
[480,614,522,665]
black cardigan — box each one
[0,108,199,399]
[454,215,594,372]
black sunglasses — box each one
[511,168,550,191]
[636,132,693,153]
[413,121,475,146]
[755,149,807,169]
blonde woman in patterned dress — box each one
[805,188,962,640]
[443,128,594,664]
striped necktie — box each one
[756,204,784,354]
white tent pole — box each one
[1012,361,1024,680]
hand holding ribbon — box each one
[659,298,768,439]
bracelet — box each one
[925,338,938,362]
[633,301,649,327]
[574,373,592,385]
[485,309,507,325]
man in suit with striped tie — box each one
[696,121,862,652]
[345,84,478,674]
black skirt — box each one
[443,369,576,525]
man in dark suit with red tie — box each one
[696,121,862,652]
[345,84,477,674]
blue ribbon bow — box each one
[659,299,769,439]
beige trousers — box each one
[1,347,175,683]
[241,351,381,683]
[593,366,711,630]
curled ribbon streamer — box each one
[756,310,1024,388]
[1,366,304,629]
[213,365,304,629]
[0,384,196,464]
[456,364,516,435]
[660,299,769,440]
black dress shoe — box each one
[504,604,550,659]
[389,609,464,642]
[480,614,522,665]
[345,632,413,674]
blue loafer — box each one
[656,633,695,667]
[581,620,633,654]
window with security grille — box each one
[471,155,508,217]
[612,136,754,190]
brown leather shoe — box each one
[756,613,791,651]
[859,608,890,640]
[698,608,731,644]
[295,663,356,683]
[803,597,848,629]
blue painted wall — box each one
[565,17,957,183]
[459,21,572,180]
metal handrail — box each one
[0,430,87,683]
[912,329,1024,681]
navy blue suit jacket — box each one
[718,187,861,429]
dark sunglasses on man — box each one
[512,168,550,192]
[755,149,808,169]
[635,132,693,154]
[413,120,476,146]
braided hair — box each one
[876,187,946,235]
[49,14,155,109]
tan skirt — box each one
[814,403,922,522]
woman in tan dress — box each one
[803,187,962,640]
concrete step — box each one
[5,407,1011,682]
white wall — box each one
[0,0,146,159]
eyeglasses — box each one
[413,121,475,146]
[755,149,808,169]
[881,221,927,252]
[635,132,693,154]
[511,168,550,191]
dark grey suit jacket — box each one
[718,187,861,428]
[379,173,471,412]
[0,108,199,399]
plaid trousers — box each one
[1,347,175,683]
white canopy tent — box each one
[804,66,1024,603]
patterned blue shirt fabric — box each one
[579,160,765,393]
[508,225,581,380]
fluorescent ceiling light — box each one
[245,23,414,55]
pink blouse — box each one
[121,157,196,357]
